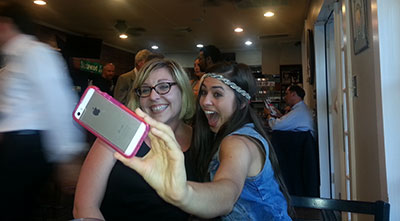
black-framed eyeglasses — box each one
[135,82,177,97]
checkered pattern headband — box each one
[203,73,251,100]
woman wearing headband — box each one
[115,62,292,220]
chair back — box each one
[291,196,390,221]
[270,130,319,197]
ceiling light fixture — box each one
[33,0,47,5]
[196,44,204,48]
[119,34,128,39]
[151,45,159,50]
[245,41,253,46]
[234,27,243,33]
[264,11,275,17]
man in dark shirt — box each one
[91,63,115,95]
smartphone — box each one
[264,98,278,116]
[73,86,149,157]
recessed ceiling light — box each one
[151,45,159,50]
[264,11,275,17]
[234,27,243,33]
[119,34,128,39]
[196,44,204,48]
[33,0,47,5]
[245,41,253,46]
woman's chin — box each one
[209,125,220,133]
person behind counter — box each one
[73,58,196,220]
[115,62,292,220]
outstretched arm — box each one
[115,109,255,218]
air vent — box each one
[259,34,289,39]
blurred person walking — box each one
[0,2,85,220]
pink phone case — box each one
[73,86,149,157]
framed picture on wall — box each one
[351,0,369,55]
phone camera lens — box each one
[77,112,81,116]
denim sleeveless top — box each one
[208,123,291,220]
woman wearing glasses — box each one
[73,59,196,220]
[115,62,292,220]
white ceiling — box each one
[14,0,310,53]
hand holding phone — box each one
[264,98,279,117]
[73,86,149,158]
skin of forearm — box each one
[73,140,114,220]
[177,179,241,218]
[73,184,106,219]
[73,206,105,220]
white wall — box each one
[347,0,388,204]
[262,44,281,74]
[314,24,331,198]
[236,50,262,66]
[375,0,400,219]
[262,43,301,74]
[164,53,197,68]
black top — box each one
[91,75,114,95]
[101,142,195,221]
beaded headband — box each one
[203,73,251,100]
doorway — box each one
[314,2,354,203]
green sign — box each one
[80,60,103,74]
